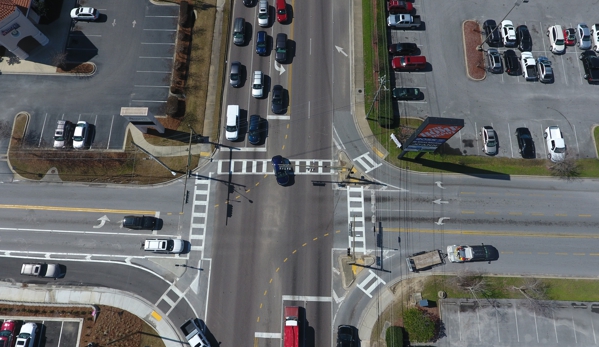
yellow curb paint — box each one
[151,311,162,321]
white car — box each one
[544,126,566,162]
[70,7,100,21]
[520,51,537,81]
[577,23,591,50]
[251,71,264,98]
[501,20,517,47]
[591,24,599,52]
[258,0,269,27]
[72,121,89,149]
[547,25,565,54]
[480,126,497,155]
[15,323,36,347]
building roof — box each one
[0,0,31,21]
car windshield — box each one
[231,73,239,81]
[259,13,268,18]
[277,47,286,53]
[555,39,564,45]
[226,125,237,132]
[583,35,590,41]
[166,240,175,251]
[487,141,496,147]
[73,135,83,141]
[54,135,64,141]
[554,147,566,153]
[0,331,11,337]
[278,9,285,14]
[253,83,261,89]
[258,42,266,48]
[273,97,282,105]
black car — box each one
[392,87,421,100]
[503,49,520,75]
[243,0,253,6]
[248,115,261,145]
[123,215,157,230]
[336,325,355,347]
[275,33,287,63]
[580,51,599,83]
[388,42,418,55]
[271,155,291,186]
[483,19,501,46]
[516,25,532,51]
[515,127,535,159]
[271,85,286,114]
[470,245,500,262]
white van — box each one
[225,105,239,141]
[547,25,565,54]
[143,239,184,254]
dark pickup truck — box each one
[580,51,599,83]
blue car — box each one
[256,31,267,56]
[271,155,291,186]
[248,115,261,145]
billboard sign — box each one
[399,117,464,156]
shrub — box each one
[402,308,439,343]
[385,326,403,347]
[166,96,179,117]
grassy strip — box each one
[422,275,599,302]
[362,0,375,108]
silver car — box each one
[577,23,591,50]
[480,126,497,156]
[537,56,553,83]
[486,49,502,74]
[229,61,241,88]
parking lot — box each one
[0,317,80,347]
[389,0,599,160]
[440,299,599,347]
[2,0,179,150]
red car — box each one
[0,320,20,347]
[276,0,287,23]
[392,56,427,71]
[564,28,576,46]
[387,0,413,14]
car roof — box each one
[257,31,266,39]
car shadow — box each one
[286,39,295,64]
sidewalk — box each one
[0,282,183,347]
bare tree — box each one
[451,269,488,304]
[511,278,556,317]
[548,155,580,180]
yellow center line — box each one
[0,204,155,214]
[382,227,599,239]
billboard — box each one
[398,117,464,157]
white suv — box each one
[257,0,269,27]
[547,25,565,54]
[15,323,36,347]
[251,71,264,98]
[591,24,599,52]
[544,126,566,162]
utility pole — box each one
[366,75,387,122]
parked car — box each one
[502,49,520,75]
[257,0,269,27]
[547,25,565,54]
[21,263,63,278]
[276,0,287,23]
[271,155,291,186]
[15,323,36,347]
[271,85,286,114]
[544,126,566,162]
[0,320,20,347]
[336,325,355,347]
[516,25,532,51]
[275,33,287,63]
[242,0,253,6]
[564,27,576,46]
[591,24,599,52]
[248,115,261,145]
[251,71,264,98]
[229,61,242,87]
[70,7,99,21]
[520,51,537,81]
[486,48,502,74]
[53,120,73,148]
[580,50,599,83]
[392,87,421,100]
[391,56,426,71]
[577,23,591,50]
[483,19,501,46]
[387,0,413,14]
[501,20,517,47]
[72,121,90,149]
[387,42,418,55]
[256,30,267,56]
[537,56,554,83]
[515,127,535,159]
[122,215,157,230]
[480,126,497,156]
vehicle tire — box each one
[579,54,584,60]
[543,132,547,139]
[584,74,589,79]
[547,154,551,160]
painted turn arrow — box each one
[435,217,450,225]
[335,46,348,57]
[433,199,448,204]
[274,62,286,75]
[94,215,110,228]
[435,181,445,189]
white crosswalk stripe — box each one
[347,186,367,255]
[217,159,335,175]
[356,270,387,298]
[352,152,382,173]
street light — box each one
[477,0,525,51]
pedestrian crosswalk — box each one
[217,159,334,175]
[347,186,367,255]
[352,152,382,173]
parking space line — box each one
[106,115,114,150]
[507,123,514,157]
[514,305,520,342]
[553,311,559,342]
[573,124,580,157]
[134,85,170,88]
[141,42,176,45]
[139,56,172,59]
[143,29,177,31]
[136,71,171,73]
[145,15,178,18]
[38,113,48,148]
[131,100,167,103]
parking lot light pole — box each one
[477,0,525,51]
